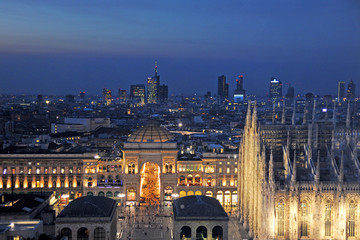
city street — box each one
[117,204,173,240]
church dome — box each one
[127,121,173,143]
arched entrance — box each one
[140,162,160,204]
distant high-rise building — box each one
[285,85,295,101]
[102,88,112,106]
[217,75,229,102]
[147,61,160,104]
[159,85,168,103]
[130,84,145,106]
[118,89,127,104]
[347,80,356,100]
[338,81,345,102]
[234,75,246,103]
[236,75,243,91]
[79,91,85,100]
[269,77,282,101]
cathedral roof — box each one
[127,121,173,143]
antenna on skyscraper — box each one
[155,60,158,76]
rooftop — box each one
[128,121,173,143]
[173,195,228,221]
[57,196,116,218]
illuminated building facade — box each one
[0,122,238,210]
[147,62,160,104]
[239,102,360,240]
[102,88,112,106]
[130,84,145,106]
[269,77,282,101]
[0,153,96,204]
[234,75,246,103]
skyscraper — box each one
[347,80,356,100]
[269,77,282,101]
[338,81,345,102]
[118,89,127,104]
[130,84,145,106]
[285,85,294,101]
[79,91,85,101]
[234,75,246,103]
[217,75,229,102]
[147,61,160,104]
[102,88,112,106]
[159,85,168,103]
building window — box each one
[77,227,89,240]
[45,168,48,174]
[300,201,309,237]
[180,226,191,239]
[234,167,238,174]
[128,164,135,174]
[276,200,285,236]
[234,180,238,186]
[94,227,105,240]
[207,177,212,187]
[61,168,65,174]
[325,200,332,236]
[53,168,56,174]
[226,168,230,174]
[219,167,222,173]
[348,200,357,237]
[28,168,32,174]
[218,180,222,187]
[36,168,40,174]
[196,226,207,240]
[60,228,72,240]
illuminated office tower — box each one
[218,75,229,102]
[147,61,160,104]
[347,80,356,100]
[234,75,246,103]
[118,89,127,104]
[338,81,345,102]
[269,77,282,101]
[130,84,145,106]
[102,88,112,106]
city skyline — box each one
[0,0,359,96]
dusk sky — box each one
[0,0,359,96]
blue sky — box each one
[0,0,359,96]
